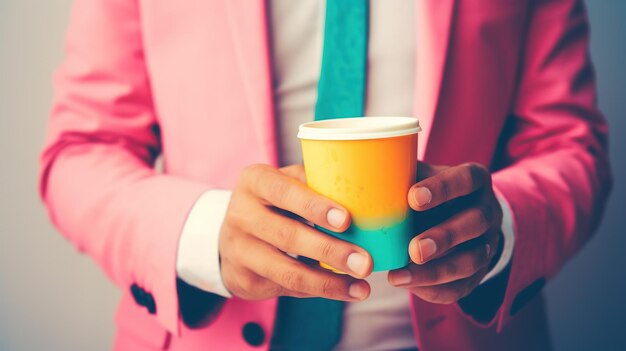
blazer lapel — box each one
[225,0,278,166]
[414,0,456,161]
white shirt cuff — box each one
[480,194,515,284]
[176,190,233,298]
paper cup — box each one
[298,117,421,272]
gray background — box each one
[0,1,624,350]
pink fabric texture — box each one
[40,0,611,350]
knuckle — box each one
[471,162,488,173]
[302,197,326,220]
[230,273,254,298]
[224,209,240,229]
[435,287,459,304]
[439,228,455,249]
[266,283,284,298]
[318,239,338,262]
[230,208,253,233]
[220,233,236,258]
[476,206,493,228]
[461,164,476,188]
[280,269,305,292]
[275,224,298,251]
[444,260,459,278]
[241,164,266,186]
[255,218,271,236]
[463,162,487,188]
[467,252,484,274]
[268,178,290,205]
[320,277,338,297]
[423,288,442,303]
[238,274,258,294]
[222,272,238,295]
[442,293,460,304]
[249,290,273,301]
[228,285,246,299]
[253,163,272,176]
[228,234,246,258]
[245,163,264,173]
[439,179,451,202]
[301,196,315,213]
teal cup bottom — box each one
[317,214,414,272]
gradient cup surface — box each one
[298,117,419,272]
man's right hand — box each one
[219,164,373,301]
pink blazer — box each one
[40,0,611,350]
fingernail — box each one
[346,252,369,277]
[485,244,491,256]
[349,282,368,299]
[413,187,432,207]
[327,208,346,229]
[391,269,412,286]
[419,239,437,262]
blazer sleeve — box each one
[39,0,222,334]
[458,0,612,331]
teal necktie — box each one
[270,1,369,350]
[315,0,368,120]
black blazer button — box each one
[130,284,146,306]
[145,292,157,314]
[242,322,265,347]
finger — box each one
[245,164,351,232]
[389,241,491,287]
[222,251,319,300]
[237,234,371,301]
[247,208,373,278]
[407,268,488,304]
[409,203,496,264]
[409,162,490,211]
[416,162,448,181]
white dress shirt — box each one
[176,1,516,350]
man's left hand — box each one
[388,162,503,304]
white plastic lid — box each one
[298,116,421,141]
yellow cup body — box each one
[301,133,417,271]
